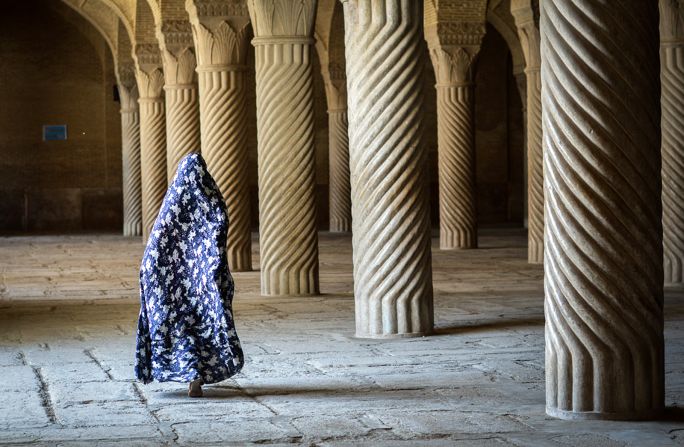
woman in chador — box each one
[135,153,244,397]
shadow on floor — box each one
[434,318,544,336]
[158,384,389,400]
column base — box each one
[123,222,142,238]
[228,251,252,273]
[664,257,684,284]
[546,406,663,421]
[439,230,477,250]
[330,219,351,233]
[354,330,432,340]
[260,270,320,297]
[528,239,543,264]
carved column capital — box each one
[119,83,140,114]
[321,62,346,111]
[661,0,684,43]
[135,67,166,100]
[117,63,139,111]
[117,63,137,92]
[187,0,251,68]
[425,22,485,85]
[157,20,197,85]
[134,43,164,100]
[428,45,480,86]
[247,0,317,40]
[511,0,541,71]
[189,21,251,68]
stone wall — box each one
[0,0,122,233]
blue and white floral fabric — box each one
[135,153,244,384]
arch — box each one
[60,0,120,73]
[99,0,136,45]
[487,0,525,74]
[145,0,162,27]
[314,0,335,67]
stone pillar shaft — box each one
[526,67,543,263]
[328,108,351,232]
[249,0,320,296]
[136,67,168,242]
[159,20,201,182]
[542,0,663,420]
[164,83,201,180]
[197,67,252,271]
[512,0,544,263]
[138,100,167,241]
[343,0,433,337]
[187,6,253,272]
[436,83,476,249]
[661,0,684,284]
[120,86,142,237]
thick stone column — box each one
[661,0,684,284]
[135,52,167,242]
[118,75,143,237]
[542,0,663,420]
[187,2,252,272]
[248,0,320,296]
[343,0,433,338]
[512,0,543,263]
[159,22,201,181]
[425,36,482,249]
[324,70,351,232]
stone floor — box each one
[2,229,684,446]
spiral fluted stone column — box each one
[188,3,252,272]
[661,0,684,284]
[119,82,142,237]
[542,0,663,420]
[325,78,351,232]
[136,66,168,242]
[164,83,201,180]
[526,69,543,263]
[426,43,481,250]
[248,0,319,296]
[343,0,433,338]
[512,0,544,264]
[159,22,201,181]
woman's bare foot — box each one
[188,379,203,397]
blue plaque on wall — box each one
[43,125,68,141]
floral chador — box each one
[135,154,244,384]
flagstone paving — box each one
[1,229,684,446]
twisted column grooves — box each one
[437,84,477,249]
[662,44,684,283]
[328,110,351,232]
[344,0,433,337]
[527,69,544,263]
[198,69,252,271]
[121,108,142,236]
[139,99,168,241]
[165,85,201,180]
[255,42,319,296]
[542,0,663,419]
